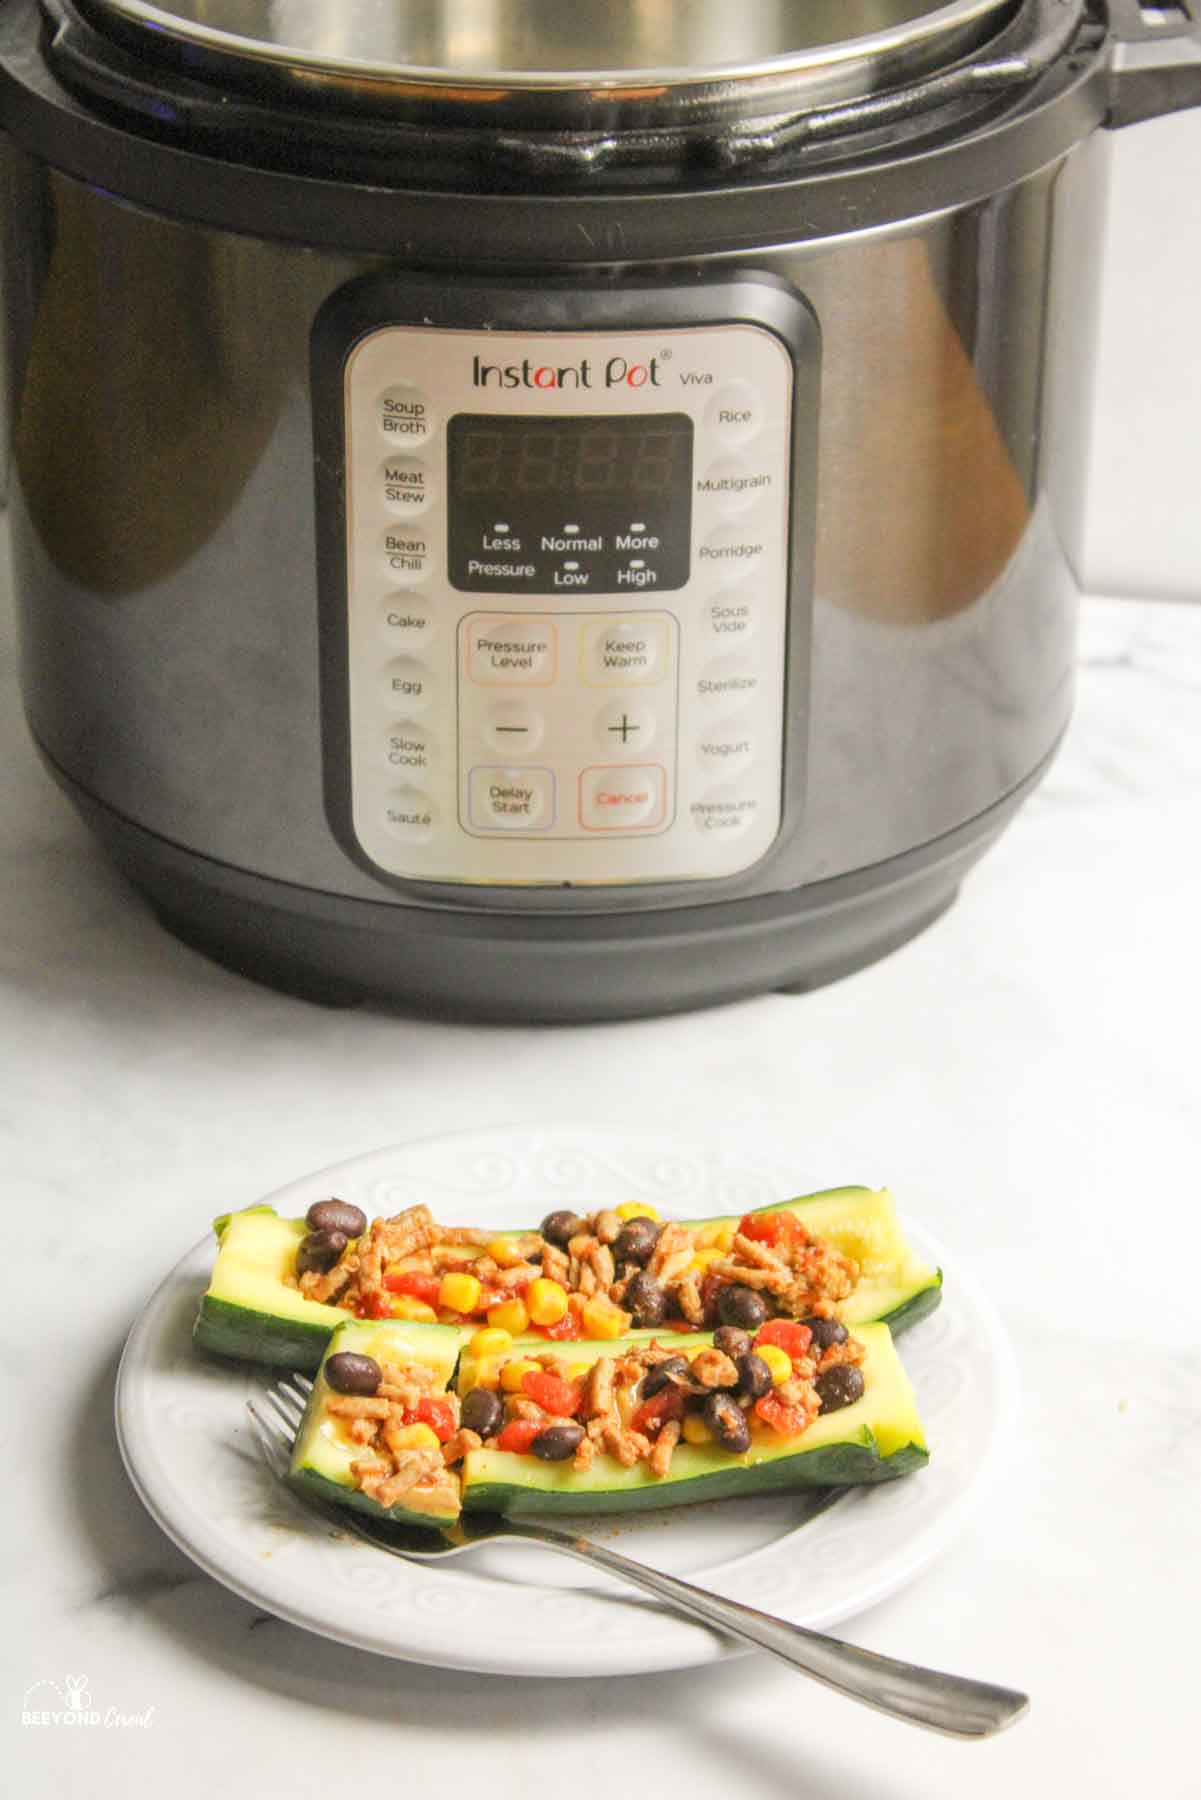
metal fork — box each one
[247,1374,1028,1738]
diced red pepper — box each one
[754,1389,818,1438]
[383,1271,442,1305]
[630,1386,685,1435]
[356,1291,393,1320]
[495,1419,543,1455]
[754,1319,814,1359]
[535,1311,583,1342]
[739,1210,806,1250]
[521,1370,580,1417]
[405,1397,457,1443]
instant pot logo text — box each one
[471,354,662,392]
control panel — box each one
[325,295,807,890]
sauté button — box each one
[382,786,437,843]
[579,764,666,831]
[377,385,435,447]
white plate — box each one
[114,1124,1014,1678]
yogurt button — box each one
[379,524,433,585]
[704,381,763,443]
[383,722,433,776]
[382,657,434,712]
[380,455,435,516]
[378,385,435,447]
[696,723,755,779]
[382,786,437,843]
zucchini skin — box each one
[192,1297,331,1373]
[291,1464,459,1532]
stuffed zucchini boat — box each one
[287,1312,928,1526]
[197,1186,940,1372]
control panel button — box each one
[583,615,670,686]
[484,702,546,755]
[383,786,437,843]
[594,699,657,754]
[380,595,435,650]
[696,723,755,779]
[467,617,558,685]
[382,657,434,712]
[378,385,435,447]
[698,523,767,578]
[695,655,760,708]
[469,766,555,831]
[704,381,763,444]
[380,455,435,516]
[579,764,667,831]
[689,789,760,838]
[384,722,434,776]
[380,525,433,584]
[695,454,774,516]
[702,589,757,646]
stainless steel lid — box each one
[76,0,1022,123]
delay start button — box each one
[579,764,666,832]
[469,766,555,831]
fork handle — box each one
[514,1522,1028,1739]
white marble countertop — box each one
[5,574,1199,1798]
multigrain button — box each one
[583,615,670,685]
[382,657,434,712]
[484,702,546,754]
[695,455,772,516]
[469,766,555,831]
[579,764,666,831]
[380,594,434,650]
[383,722,433,776]
[704,381,762,444]
[696,723,755,779]
[377,385,435,447]
[696,655,759,708]
[379,524,433,584]
[467,617,557,684]
[382,786,437,843]
[702,589,757,646]
[380,455,435,516]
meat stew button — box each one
[579,764,666,830]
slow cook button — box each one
[690,789,760,838]
[379,455,435,516]
[469,766,555,831]
[379,525,433,585]
[579,764,666,831]
[377,385,435,447]
[695,655,759,708]
[704,381,763,444]
[382,786,437,843]
[380,594,434,650]
[695,455,773,516]
[382,657,434,711]
[384,722,433,776]
[696,723,755,779]
[467,617,557,684]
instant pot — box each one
[2,0,1198,1019]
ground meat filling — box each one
[285,1200,861,1340]
[323,1354,469,1518]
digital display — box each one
[446,412,693,594]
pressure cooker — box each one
[1,0,1198,1019]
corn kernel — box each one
[469,1326,513,1358]
[526,1277,569,1327]
[393,1422,441,1451]
[438,1271,483,1315]
[389,1296,438,1323]
[617,1201,661,1222]
[499,1357,544,1393]
[688,1247,724,1277]
[487,1236,526,1269]
[715,1224,736,1253]
[758,1343,794,1386]
[471,1354,503,1390]
[692,1224,720,1250]
[568,1363,592,1382]
[682,1413,713,1446]
[487,1297,530,1335]
[580,1298,626,1340]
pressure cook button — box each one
[380,594,435,650]
[696,455,773,515]
[384,722,434,776]
[380,455,435,516]
[594,699,657,754]
[380,525,433,584]
[704,382,762,444]
[579,764,666,831]
[690,789,760,838]
[584,615,671,685]
[382,786,437,843]
[377,385,435,447]
[699,523,766,575]
[702,589,757,646]
[467,617,557,685]
[696,724,755,779]
[382,657,434,712]
[469,766,555,831]
[696,655,759,707]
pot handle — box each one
[1106,0,1201,127]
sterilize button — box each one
[579,764,666,831]
[696,454,772,516]
[467,617,557,685]
[594,700,657,753]
[690,788,759,839]
[384,722,433,777]
[485,702,546,755]
[383,786,437,843]
[380,455,435,515]
[469,767,555,831]
[382,657,434,712]
[702,589,756,645]
[584,616,670,685]
[379,525,433,585]
[696,654,759,708]
[704,381,762,444]
[696,723,755,779]
[378,385,435,447]
[380,594,434,650]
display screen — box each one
[446,412,693,595]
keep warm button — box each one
[579,764,667,832]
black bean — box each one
[641,1356,691,1398]
[305,1198,367,1238]
[716,1284,769,1331]
[541,1209,587,1248]
[530,1422,584,1461]
[803,1316,849,1353]
[816,1365,865,1413]
[460,1387,504,1439]
[703,1391,752,1455]
[735,1352,774,1401]
[612,1218,663,1266]
[295,1228,348,1276]
[712,1325,752,1360]
[324,1352,381,1396]
[624,1271,668,1327]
